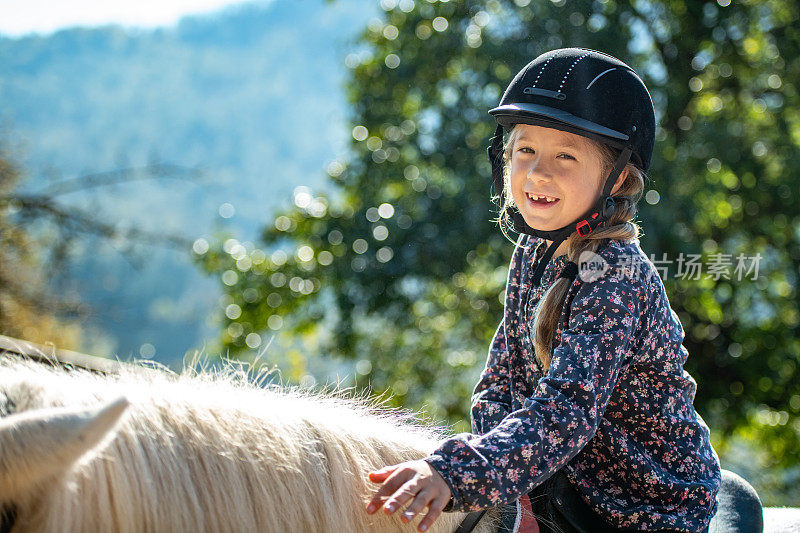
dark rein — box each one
[455,509,488,533]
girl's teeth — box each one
[528,194,557,203]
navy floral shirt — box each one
[426,234,721,532]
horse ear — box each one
[0,396,129,499]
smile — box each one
[525,193,561,209]
[526,193,559,203]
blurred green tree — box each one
[0,148,83,347]
[196,0,800,501]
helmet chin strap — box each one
[488,124,633,286]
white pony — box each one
[0,356,500,532]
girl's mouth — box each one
[526,193,560,209]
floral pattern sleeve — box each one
[470,319,513,436]
[470,234,528,436]
[426,271,642,512]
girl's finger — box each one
[368,466,396,482]
[417,495,448,532]
[400,488,433,523]
[383,477,423,515]
[365,469,412,513]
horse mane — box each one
[0,355,499,532]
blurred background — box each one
[1,0,798,505]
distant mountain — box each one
[0,0,378,364]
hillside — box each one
[0,0,378,363]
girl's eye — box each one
[559,153,576,160]
[518,147,534,154]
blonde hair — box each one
[492,125,646,372]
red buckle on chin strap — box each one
[576,212,599,237]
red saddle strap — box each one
[517,493,540,533]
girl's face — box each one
[509,124,624,233]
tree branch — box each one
[36,163,207,197]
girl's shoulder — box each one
[596,237,648,268]
[579,237,661,294]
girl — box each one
[365,48,729,533]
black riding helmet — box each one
[487,47,656,286]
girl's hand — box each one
[365,459,452,532]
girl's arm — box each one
[426,271,643,512]
[471,233,530,436]
[470,318,513,435]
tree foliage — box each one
[196,0,800,497]
[0,149,82,346]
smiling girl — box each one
[506,124,626,259]
[364,48,741,533]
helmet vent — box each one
[558,52,591,91]
[531,55,555,88]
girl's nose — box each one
[527,159,553,180]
